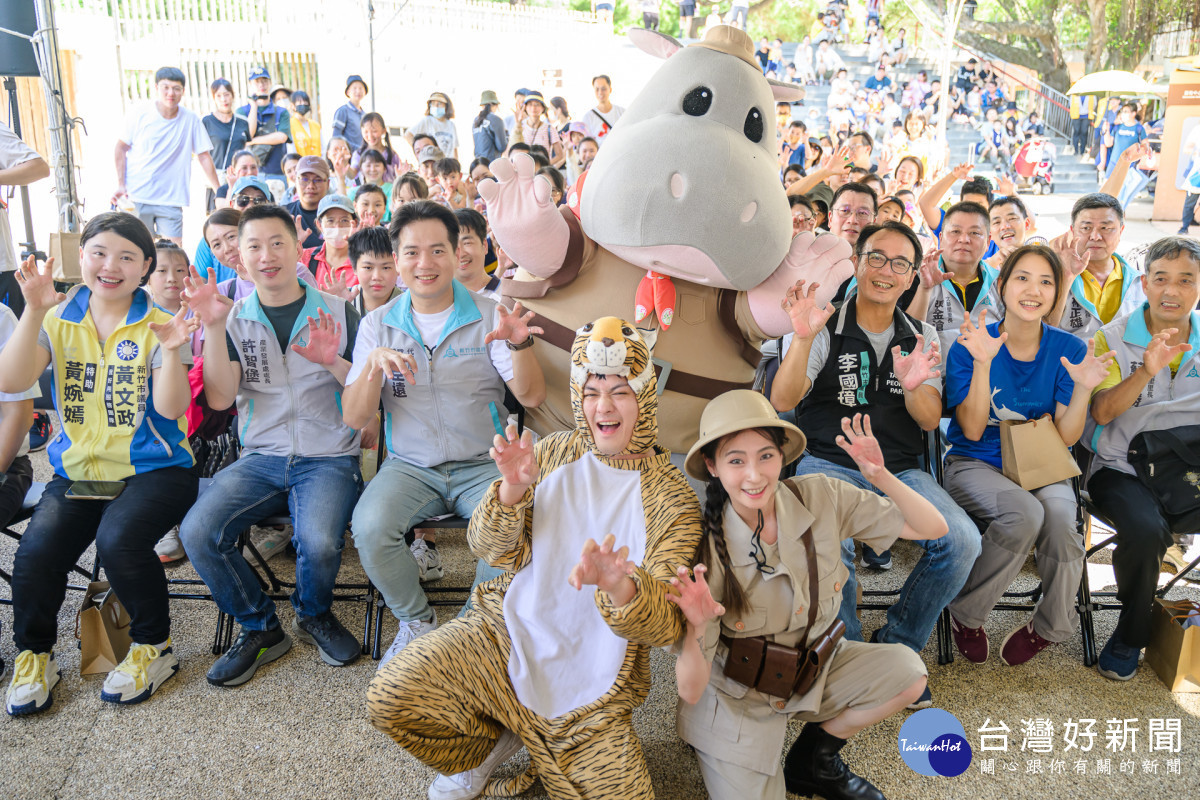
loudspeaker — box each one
[0,0,40,78]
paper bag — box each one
[1146,597,1200,692]
[75,581,132,675]
[999,417,1080,491]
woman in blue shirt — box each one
[1105,102,1146,178]
[941,244,1111,668]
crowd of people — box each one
[0,17,1197,800]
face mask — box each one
[295,104,311,116]
[325,230,349,247]
[432,106,446,119]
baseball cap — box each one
[248,66,270,82]
[317,194,356,219]
[296,155,330,179]
[417,145,445,164]
[232,176,272,198]
[345,74,368,96]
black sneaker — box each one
[28,411,52,452]
[292,612,360,666]
[862,546,892,570]
[206,626,292,687]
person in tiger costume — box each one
[367,316,703,800]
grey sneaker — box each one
[206,626,291,687]
[292,612,361,666]
[242,525,291,563]
[378,612,438,670]
[155,527,186,563]
[411,539,445,582]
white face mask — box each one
[324,229,350,247]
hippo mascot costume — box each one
[479,25,855,455]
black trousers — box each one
[1088,467,1179,649]
[0,455,33,528]
[11,467,197,652]
[1071,118,1092,155]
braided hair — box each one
[696,426,789,620]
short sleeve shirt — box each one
[0,121,42,274]
[121,103,213,207]
[0,304,41,457]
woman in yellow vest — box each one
[0,212,199,716]
[289,90,322,157]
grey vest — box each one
[367,282,507,468]
[226,284,360,458]
[1061,254,1145,339]
[1083,305,1200,478]
[925,261,1003,357]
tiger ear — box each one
[637,326,658,353]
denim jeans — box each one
[351,457,502,622]
[180,454,362,630]
[793,454,980,652]
[12,467,198,651]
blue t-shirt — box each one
[945,322,1085,468]
[1106,122,1146,177]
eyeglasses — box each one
[298,175,328,186]
[859,251,914,275]
[233,195,267,208]
[834,206,875,223]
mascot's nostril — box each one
[740,201,757,224]
[601,337,614,347]
[670,172,685,200]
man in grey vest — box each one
[342,200,546,668]
[1085,235,1200,681]
[180,203,364,686]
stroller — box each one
[1012,136,1055,194]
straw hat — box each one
[683,390,807,480]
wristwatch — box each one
[506,336,535,351]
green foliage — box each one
[748,0,823,42]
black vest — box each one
[798,300,925,473]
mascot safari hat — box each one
[569,317,660,456]
[684,390,806,480]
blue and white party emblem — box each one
[898,708,973,777]
[115,340,140,361]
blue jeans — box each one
[351,457,503,622]
[1117,167,1153,210]
[793,454,981,652]
[180,454,362,630]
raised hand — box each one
[568,534,636,595]
[996,173,1017,197]
[666,564,725,628]
[781,279,835,340]
[957,308,1007,363]
[181,266,234,327]
[1049,230,1088,279]
[490,423,538,487]
[950,162,973,181]
[835,414,887,483]
[293,214,312,245]
[15,255,65,313]
[917,247,951,289]
[484,301,544,346]
[318,271,361,302]
[364,346,417,384]
[291,308,342,366]
[1061,337,1116,391]
[148,304,201,352]
[892,335,941,392]
[1141,329,1193,377]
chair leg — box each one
[936,607,954,666]
[212,610,229,655]
[372,593,386,661]
[1077,571,1097,667]
[361,582,375,656]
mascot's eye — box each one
[582,322,594,333]
[744,108,764,143]
[621,326,633,336]
[683,87,713,116]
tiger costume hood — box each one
[569,317,660,457]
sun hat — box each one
[480,90,501,106]
[684,390,807,480]
[345,75,368,96]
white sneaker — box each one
[100,639,180,705]
[5,651,59,716]
[411,539,445,582]
[428,729,524,800]
[155,527,186,563]
[243,525,291,563]
[378,612,438,670]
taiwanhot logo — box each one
[897,708,972,777]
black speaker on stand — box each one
[1,0,46,262]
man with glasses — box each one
[284,156,329,250]
[215,150,259,208]
[827,181,877,246]
[1047,192,1145,339]
[905,201,1002,356]
[771,221,979,710]
[230,176,271,210]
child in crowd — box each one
[352,112,407,183]
[304,195,360,290]
[180,203,364,686]
[354,149,393,203]
[1,213,199,715]
[452,208,499,300]
[391,172,430,217]
[326,136,357,196]
[350,226,402,316]
[434,157,470,209]
[354,183,389,228]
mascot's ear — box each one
[638,326,658,353]
[629,28,683,60]
[768,79,806,104]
